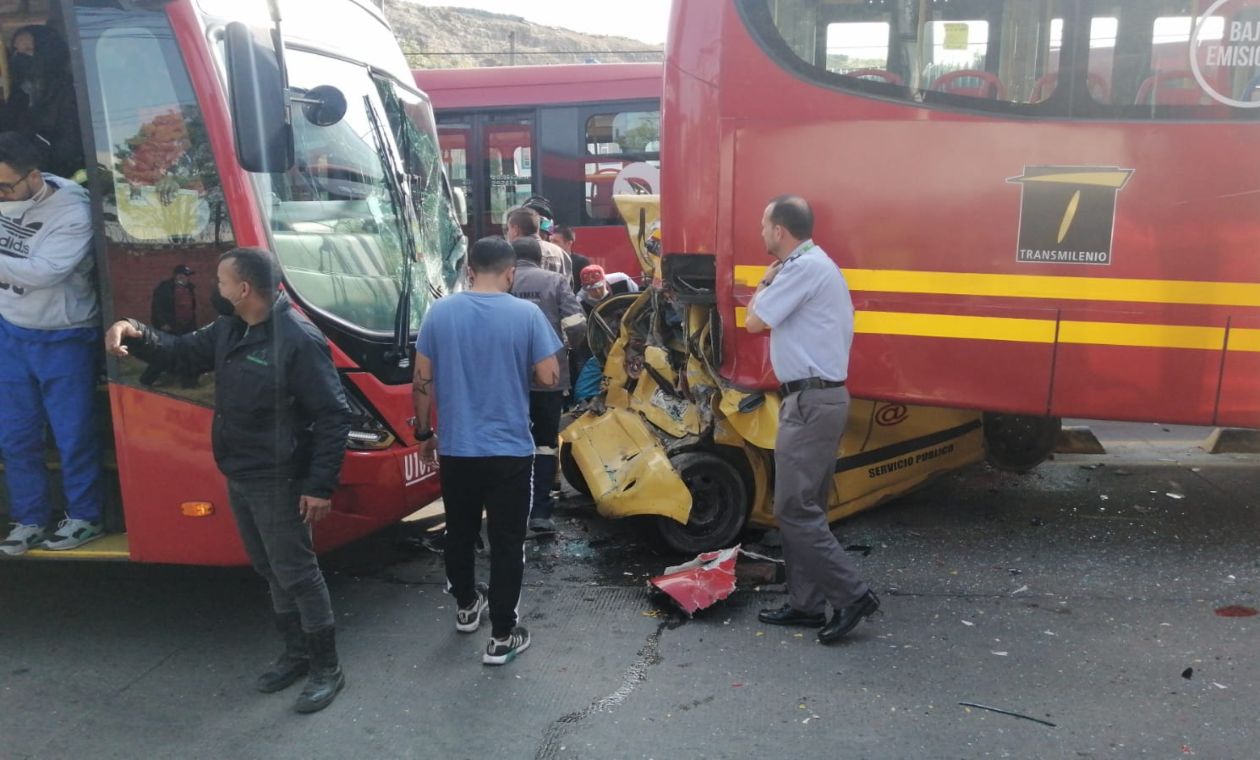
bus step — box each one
[20,533,130,561]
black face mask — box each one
[9,53,32,83]
[210,290,237,317]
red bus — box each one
[415,63,661,278]
[662,0,1260,461]
[6,0,462,563]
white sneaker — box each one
[42,519,104,551]
[455,583,489,633]
[0,524,48,556]
[482,626,530,665]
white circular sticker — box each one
[612,162,660,196]
[1191,0,1260,109]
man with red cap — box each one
[578,264,638,311]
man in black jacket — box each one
[140,264,198,388]
[105,248,350,714]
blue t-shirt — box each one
[416,291,562,457]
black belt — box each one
[779,377,845,396]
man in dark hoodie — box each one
[4,26,83,178]
[105,248,351,714]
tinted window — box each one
[583,110,660,224]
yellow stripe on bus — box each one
[1227,328,1260,353]
[1057,321,1225,350]
[733,307,1251,352]
[732,266,1260,308]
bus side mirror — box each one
[223,22,293,173]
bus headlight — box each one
[342,381,397,451]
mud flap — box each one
[560,408,692,524]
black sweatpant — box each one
[439,455,533,637]
[227,478,335,631]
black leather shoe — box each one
[818,591,880,643]
[758,603,826,627]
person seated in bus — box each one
[2,26,83,179]
[551,225,590,294]
[508,202,569,277]
[104,248,351,714]
[578,264,639,311]
[0,132,104,556]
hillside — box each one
[384,1,663,69]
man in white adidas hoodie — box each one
[0,132,104,555]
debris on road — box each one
[1214,605,1258,617]
[1166,492,1185,500]
[1181,667,1194,679]
[649,545,786,615]
[959,702,1056,727]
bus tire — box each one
[558,441,591,498]
[983,413,1061,472]
[655,451,748,554]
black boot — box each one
[255,612,309,693]
[294,625,345,713]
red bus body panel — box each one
[664,1,1260,426]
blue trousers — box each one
[0,317,103,526]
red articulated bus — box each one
[5,0,463,563]
[415,63,661,278]
[662,0,1260,465]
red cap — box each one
[580,264,606,287]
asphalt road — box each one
[1,423,1257,759]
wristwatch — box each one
[413,427,435,442]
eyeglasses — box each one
[0,169,34,195]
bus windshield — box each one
[258,48,425,336]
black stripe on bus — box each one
[834,419,983,474]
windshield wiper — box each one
[364,95,418,370]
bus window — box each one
[436,123,472,231]
[484,117,534,236]
[373,76,465,294]
[825,22,891,76]
[259,49,419,336]
[583,110,659,224]
[78,6,234,401]
[740,0,1256,118]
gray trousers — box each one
[228,478,335,631]
[773,386,868,614]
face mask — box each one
[210,290,237,317]
[9,53,32,81]
[0,199,34,218]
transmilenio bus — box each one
[415,63,661,278]
[661,0,1260,465]
[2,0,463,564]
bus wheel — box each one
[655,452,748,554]
[983,413,1061,472]
[558,441,591,498]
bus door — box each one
[436,111,536,241]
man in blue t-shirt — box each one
[413,236,561,666]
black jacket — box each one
[126,293,350,497]
[150,278,197,333]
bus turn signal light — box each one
[180,501,215,517]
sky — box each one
[401,0,672,45]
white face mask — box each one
[0,198,35,218]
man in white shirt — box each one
[746,194,879,644]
